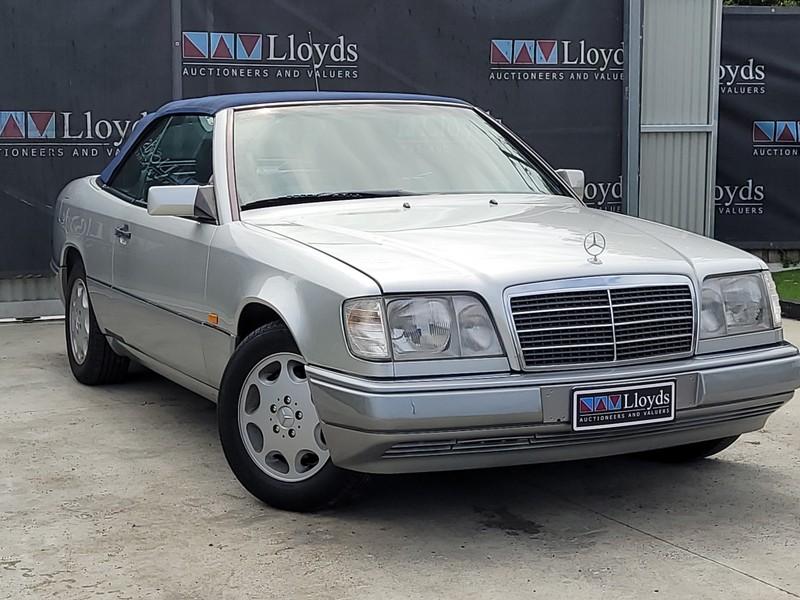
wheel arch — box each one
[236,299,296,347]
[61,244,84,293]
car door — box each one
[102,114,217,384]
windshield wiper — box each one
[241,190,416,211]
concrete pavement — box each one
[1,319,799,599]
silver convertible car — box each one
[53,92,800,511]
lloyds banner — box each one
[715,8,800,248]
[1,0,623,279]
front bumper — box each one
[307,344,800,474]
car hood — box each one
[243,194,763,293]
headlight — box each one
[342,298,389,359]
[700,272,777,339]
[454,296,503,355]
[763,271,782,329]
[388,297,457,358]
[343,295,503,361]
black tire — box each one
[218,322,368,512]
[65,262,129,385]
[640,435,740,463]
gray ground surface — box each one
[1,319,799,600]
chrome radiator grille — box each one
[509,284,694,368]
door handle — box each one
[114,224,132,240]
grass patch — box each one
[772,269,800,302]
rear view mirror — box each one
[555,169,585,201]
[147,185,217,222]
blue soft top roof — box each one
[98,91,469,184]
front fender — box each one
[206,223,392,383]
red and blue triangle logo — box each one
[490,40,512,65]
[0,112,25,138]
[27,111,55,138]
[776,121,798,143]
[183,32,209,59]
[536,40,558,64]
[236,34,262,60]
[211,33,234,60]
[513,41,534,65]
[753,121,775,143]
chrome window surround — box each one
[503,274,698,372]
[226,99,573,219]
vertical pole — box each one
[170,0,183,100]
[704,0,723,237]
[622,0,643,217]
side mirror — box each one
[555,169,585,201]
[147,185,217,222]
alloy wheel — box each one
[237,352,330,482]
[69,278,91,364]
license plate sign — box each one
[572,381,675,431]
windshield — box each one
[233,103,563,208]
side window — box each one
[108,119,168,203]
[109,115,214,206]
